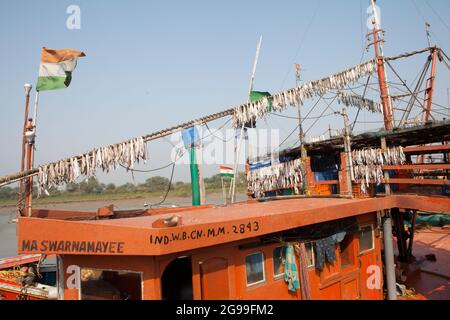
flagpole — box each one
[230,36,262,203]
[32,90,40,132]
[18,84,33,216]
[27,90,39,216]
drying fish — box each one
[336,91,382,113]
[233,59,377,127]
[247,159,304,198]
[351,146,405,194]
[37,137,148,195]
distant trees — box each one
[142,176,170,192]
[105,183,116,191]
[0,172,248,202]
[0,186,17,199]
[79,177,105,194]
[115,183,136,193]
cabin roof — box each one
[17,195,449,257]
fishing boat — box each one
[0,0,449,300]
[0,254,57,300]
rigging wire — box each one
[146,159,176,209]
[424,0,450,33]
[304,96,338,137]
[276,94,326,148]
[269,112,335,120]
[279,0,322,90]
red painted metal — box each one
[422,48,438,123]
[371,27,394,130]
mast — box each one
[18,84,32,216]
[421,47,438,122]
[369,0,397,301]
[369,0,394,130]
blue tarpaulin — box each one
[182,126,200,148]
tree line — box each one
[0,173,246,199]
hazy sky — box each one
[0,0,449,185]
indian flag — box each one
[219,166,234,178]
[36,47,85,92]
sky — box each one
[0,0,449,185]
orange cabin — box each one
[16,195,449,300]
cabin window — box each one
[339,234,355,269]
[245,252,265,286]
[273,247,285,278]
[305,242,315,267]
[358,225,374,254]
[80,268,142,300]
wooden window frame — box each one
[272,246,284,279]
[245,252,266,287]
[358,224,375,255]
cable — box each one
[279,1,322,90]
[351,74,372,130]
[269,112,335,120]
[276,94,326,148]
[147,160,176,209]
[304,96,338,136]
[424,0,450,33]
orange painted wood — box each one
[200,257,230,299]
[383,164,450,170]
[386,178,449,185]
[403,144,450,154]
[315,180,339,185]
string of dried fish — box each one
[336,91,382,113]
[351,146,406,194]
[247,159,304,198]
[233,59,377,127]
[37,137,148,195]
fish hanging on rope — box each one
[336,91,382,113]
[37,137,148,195]
[247,159,304,198]
[233,59,377,127]
[351,146,405,194]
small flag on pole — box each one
[219,166,234,178]
[36,47,85,91]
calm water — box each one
[0,209,18,258]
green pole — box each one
[189,147,201,206]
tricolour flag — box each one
[219,166,234,178]
[36,47,85,92]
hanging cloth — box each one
[296,242,312,300]
[314,231,347,272]
[283,244,300,292]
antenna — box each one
[425,22,432,47]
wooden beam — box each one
[383,164,450,170]
[403,144,450,154]
[315,180,339,185]
[385,178,449,185]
